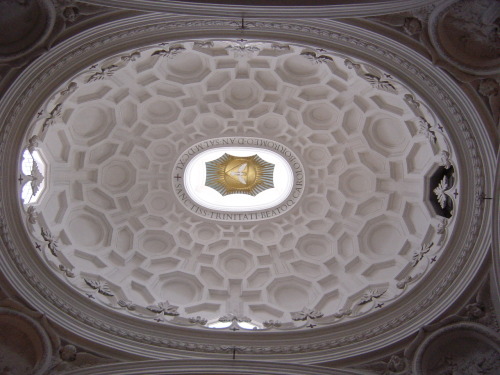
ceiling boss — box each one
[205,153,275,196]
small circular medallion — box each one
[174,137,304,221]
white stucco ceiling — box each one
[19,40,458,330]
[0,13,494,363]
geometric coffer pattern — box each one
[21,40,457,330]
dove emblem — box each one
[228,163,248,185]
[205,154,274,196]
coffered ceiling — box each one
[0,1,497,373]
[19,40,460,333]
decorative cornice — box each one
[58,359,361,375]
[493,151,500,321]
[83,0,442,18]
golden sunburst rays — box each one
[205,153,275,196]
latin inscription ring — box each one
[173,137,305,222]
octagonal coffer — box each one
[174,138,304,220]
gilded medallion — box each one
[205,153,275,196]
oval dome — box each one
[0,15,494,366]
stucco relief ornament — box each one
[58,265,75,278]
[429,349,500,375]
[219,314,251,323]
[217,314,253,330]
[439,150,453,169]
[120,51,141,62]
[226,42,261,57]
[465,302,486,320]
[477,78,500,125]
[27,161,44,196]
[404,94,422,115]
[40,227,59,257]
[300,51,334,64]
[354,353,409,374]
[344,58,397,94]
[117,300,136,311]
[439,0,500,60]
[290,308,324,321]
[358,289,386,305]
[434,176,449,209]
[59,344,77,362]
[263,320,282,328]
[53,0,106,24]
[193,40,214,49]
[478,78,499,97]
[419,117,437,143]
[41,103,62,132]
[147,301,180,319]
[84,278,114,297]
[333,308,352,319]
[412,242,433,267]
[271,43,290,51]
[363,74,397,93]
[60,81,78,97]
[86,65,118,83]
[396,276,415,290]
[403,17,422,35]
[50,343,116,373]
[26,135,39,154]
[188,316,208,326]
[367,5,432,40]
[151,45,185,58]
[26,206,38,224]
[205,153,274,197]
